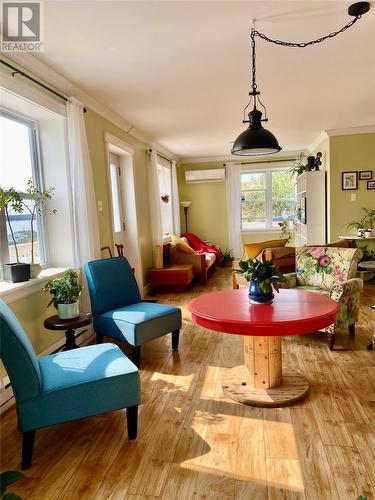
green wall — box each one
[329,133,375,241]
[177,160,296,251]
[177,162,229,249]
[84,108,153,284]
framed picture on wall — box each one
[342,171,358,190]
[367,180,375,190]
[359,170,372,180]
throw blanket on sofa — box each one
[181,233,222,264]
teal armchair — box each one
[0,299,140,469]
[84,257,182,367]
[282,246,363,349]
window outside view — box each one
[241,170,296,230]
[0,114,41,263]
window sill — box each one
[0,267,67,304]
[241,229,280,233]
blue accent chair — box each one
[0,299,140,469]
[84,257,182,367]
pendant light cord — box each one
[250,10,363,93]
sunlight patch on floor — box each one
[181,407,304,492]
[151,371,194,392]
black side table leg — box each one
[63,329,78,351]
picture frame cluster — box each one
[342,170,374,190]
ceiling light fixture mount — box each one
[231,2,371,157]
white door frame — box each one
[104,132,144,292]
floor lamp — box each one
[180,201,191,233]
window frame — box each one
[0,107,47,267]
[156,160,174,238]
[241,168,295,232]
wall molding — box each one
[325,125,375,137]
[178,149,302,166]
[306,131,329,154]
[3,53,178,162]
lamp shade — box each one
[180,201,192,208]
[231,109,282,156]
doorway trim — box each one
[104,132,144,293]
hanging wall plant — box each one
[161,194,169,203]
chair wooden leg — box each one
[126,405,138,440]
[22,430,35,470]
[96,333,103,344]
[328,325,336,350]
[131,345,141,368]
[172,330,180,350]
[348,324,355,336]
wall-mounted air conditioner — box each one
[185,168,225,184]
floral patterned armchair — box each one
[282,246,363,349]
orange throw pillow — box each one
[243,239,288,259]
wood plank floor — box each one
[1,268,375,499]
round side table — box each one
[188,289,339,407]
[44,313,92,351]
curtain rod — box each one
[148,148,173,165]
[0,59,87,112]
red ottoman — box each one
[149,264,194,292]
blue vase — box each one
[248,281,274,305]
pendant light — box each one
[231,2,370,157]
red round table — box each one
[188,288,339,407]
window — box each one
[0,109,45,265]
[157,160,173,237]
[241,169,295,230]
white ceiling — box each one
[37,0,375,159]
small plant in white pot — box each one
[44,269,82,319]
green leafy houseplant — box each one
[22,178,56,269]
[235,257,285,303]
[220,248,234,266]
[0,470,25,499]
[0,187,30,283]
[0,187,24,264]
[346,207,375,235]
[44,269,82,319]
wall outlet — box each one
[351,193,357,202]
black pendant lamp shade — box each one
[232,2,370,157]
[231,108,281,156]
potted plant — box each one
[220,248,234,267]
[0,187,30,283]
[346,208,375,237]
[21,179,56,278]
[0,470,25,499]
[44,269,82,319]
[288,153,307,177]
[235,257,285,304]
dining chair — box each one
[0,299,140,469]
[84,256,182,367]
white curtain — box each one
[67,97,101,268]
[225,163,243,258]
[171,162,180,235]
[148,149,163,246]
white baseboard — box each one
[0,327,95,415]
